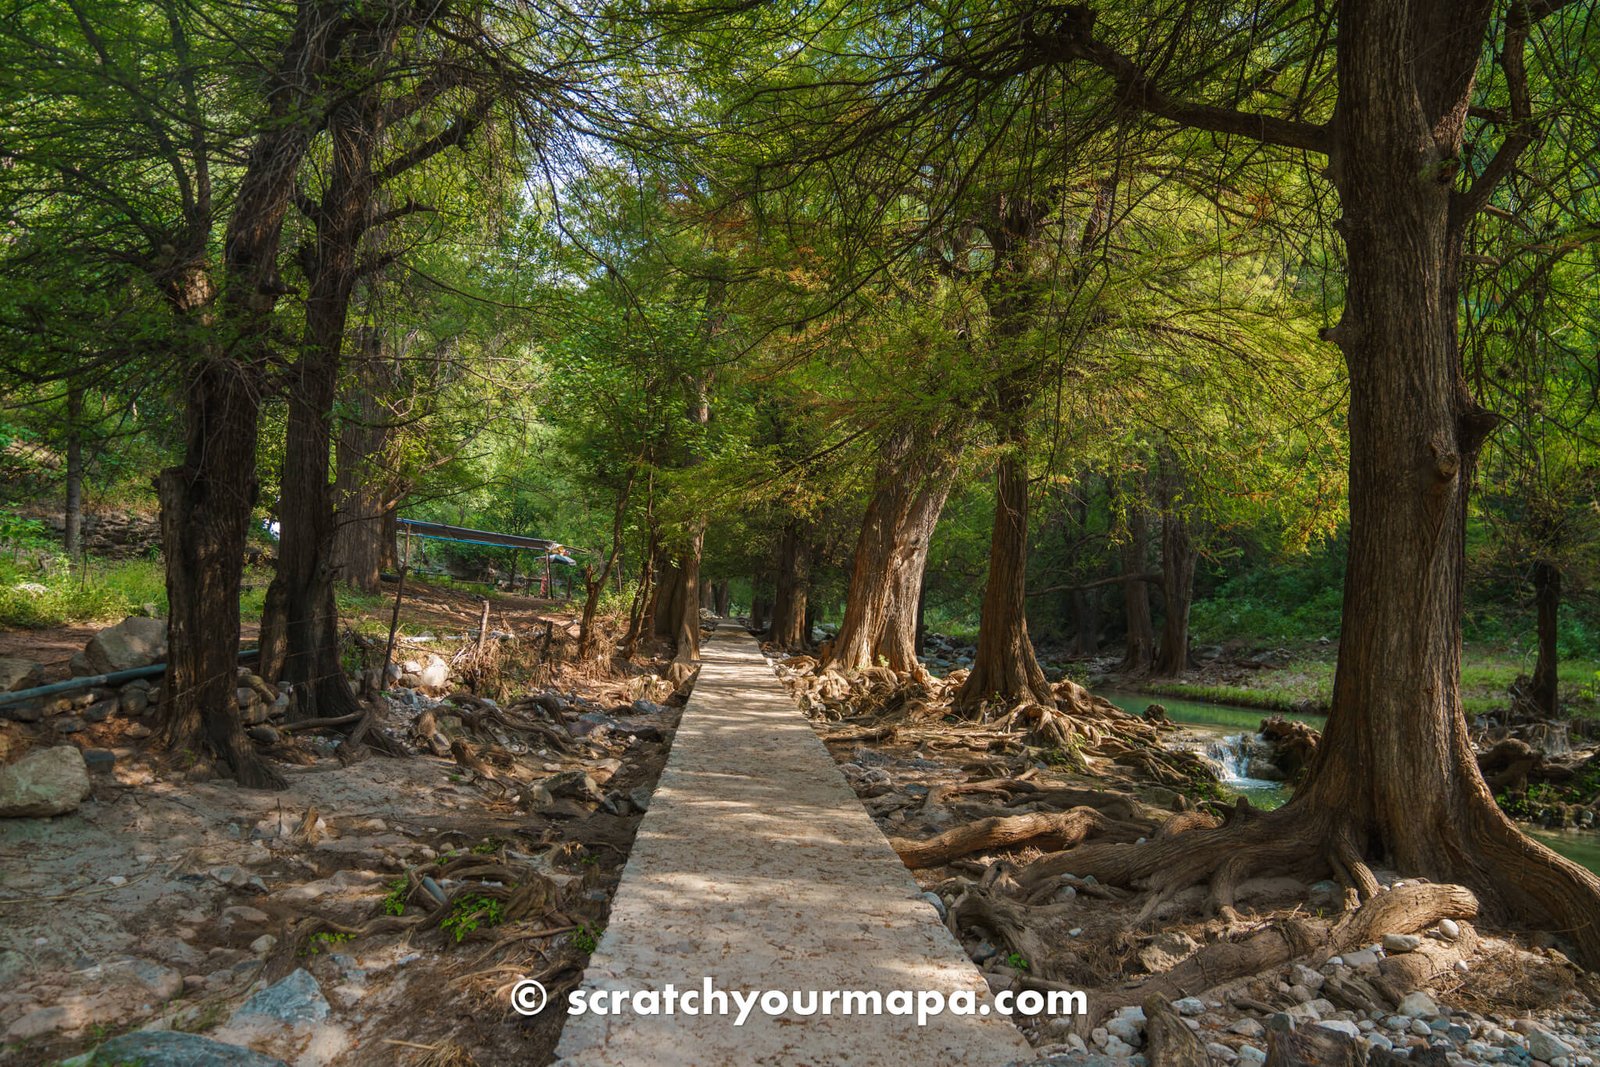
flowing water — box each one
[1102,689,1600,875]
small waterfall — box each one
[1203,733,1252,782]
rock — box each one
[84,616,167,674]
[250,935,277,955]
[1343,948,1381,967]
[1411,1019,1434,1037]
[1,698,43,723]
[0,656,43,692]
[1399,992,1440,1018]
[0,745,91,817]
[1231,1019,1267,1039]
[1525,1028,1572,1062]
[544,770,603,803]
[631,699,663,715]
[1293,963,1327,991]
[1320,1021,1364,1039]
[81,748,116,772]
[52,716,86,734]
[222,905,270,927]
[1437,919,1460,941]
[119,685,151,717]
[127,723,152,739]
[1108,1017,1146,1048]
[417,655,450,690]
[1383,934,1423,953]
[228,968,328,1027]
[246,725,280,744]
[116,958,184,1000]
[1208,1042,1241,1063]
[83,698,118,723]
[88,1030,289,1066]
[921,891,948,921]
[629,785,653,812]
[1238,1046,1267,1065]
[1140,930,1201,973]
[1173,997,1207,1016]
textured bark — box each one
[1068,588,1099,657]
[259,69,384,723]
[766,518,812,650]
[1530,560,1560,718]
[1298,0,1600,965]
[956,414,1054,711]
[158,355,282,789]
[1154,466,1197,678]
[330,331,398,595]
[63,385,83,560]
[1120,498,1156,673]
[157,0,338,787]
[828,423,960,672]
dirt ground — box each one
[0,596,690,1066]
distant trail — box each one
[555,627,1032,1066]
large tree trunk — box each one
[1292,0,1600,963]
[766,518,811,651]
[1529,560,1560,718]
[259,78,380,723]
[158,354,283,789]
[828,423,960,672]
[157,0,338,787]
[63,384,84,560]
[330,329,398,595]
[1154,464,1197,678]
[1068,589,1099,657]
[1119,496,1156,673]
[955,413,1053,712]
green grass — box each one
[0,557,169,628]
[1140,647,1600,719]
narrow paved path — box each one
[555,627,1032,1066]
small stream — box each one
[1103,689,1600,876]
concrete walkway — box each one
[555,628,1032,1066]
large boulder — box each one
[0,746,91,817]
[83,616,167,675]
[0,657,42,693]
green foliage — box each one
[0,557,167,629]
[572,923,601,954]
[1004,952,1029,971]
[383,878,409,917]
[441,895,505,943]
[301,931,356,957]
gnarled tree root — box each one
[1083,883,1478,1025]
[890,807,1141,869]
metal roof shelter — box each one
[395,518,578,556]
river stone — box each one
[1398,992,1440,1018]
[0,745,91,816]
[1438,919,1460,941]
[1172,996,1207,1016]
[87,1030,289,1066]
[229,968,328,1027]
[1319,1020,1363,1039]
[1383,933,1423,953]
[1525,1028,1572,1062]
[84,616,167,674]
[0,657,42,692]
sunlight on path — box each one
[554,628,1032,1066]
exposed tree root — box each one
[1084,883,1478,1024]
[945,883,1072,979]
[890,807,1140,869]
